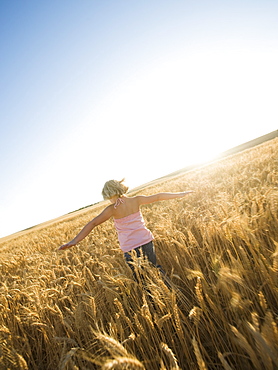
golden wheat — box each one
[0,137,278,369]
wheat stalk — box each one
[1,137,278,369]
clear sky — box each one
[1,0,277,238]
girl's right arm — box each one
[137,191,194,206]
[58,205,114,250]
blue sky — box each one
[1,0,277,238]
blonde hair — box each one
[102,179,129,200]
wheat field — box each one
[0,138,277,370]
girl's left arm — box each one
[137,191,194,205]
[58,205,114,250]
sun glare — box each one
[89,47,276,174]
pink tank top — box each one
[114,211,154,252]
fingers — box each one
[58,244,69,251]
[58,241,76,251]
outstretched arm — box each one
[58,205,113,250]
[137,191,194,206]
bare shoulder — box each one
[96,204,114,219]
[104,204,115,215]
[90,204,114,227]
[123,195,140,208]
[135,194,160,205]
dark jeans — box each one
[124,241,157,273]
[124,241,170,288]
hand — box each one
[58,241,75,251]
[183,190,194,195]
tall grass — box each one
[0,138,277,369]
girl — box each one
[59,179,193,276]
